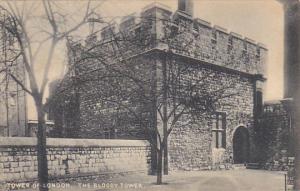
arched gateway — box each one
[233,126,250,164]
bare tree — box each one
[0,1,101,190]
[50,14,240,184]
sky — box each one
[21,0,284,120]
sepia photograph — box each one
[0,0,299,190]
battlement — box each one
[82,3,267,75]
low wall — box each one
[0,137,150,183]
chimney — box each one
[178,0,194,17]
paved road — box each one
[12,169,286,191]
[109,169,286,191]
[191,170,285,191]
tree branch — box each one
[8,72,33,96]
[39,39,56,98]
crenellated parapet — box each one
[52,1,270,170]
[82,2,267,76]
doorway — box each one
[233,126,250,164]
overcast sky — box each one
[24,0,284,119]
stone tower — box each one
[178,0,194,17]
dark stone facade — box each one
[257,98,294,169]
[50,3,267,170]
[168,63,257,170]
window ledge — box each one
[212,148,226,151]
[212,129,224,131]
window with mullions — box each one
[212,112,226,149]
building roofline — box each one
[257,43,268,50]
[230,32,243,40]
[142,2,173,14]
[214,25,228,34]
[245,37,256,45]
[88,2,268,51]
[174,10,193,20]
[194,18,212,28]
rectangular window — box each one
[211,30,217,45]
[256,48,261,57]
[212,112,226,148]
[227,36,233,54]
[243,42,248,51]
[228,36,233,46]
[242,42,248,55]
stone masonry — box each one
[50,2,267,171]
[0,137,150,183]
[168,60,257,170]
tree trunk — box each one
[163,120,168,175]
[156,149,163,185]
[162,55,168,175]
[35,99,49,191]
[151,138,158,175]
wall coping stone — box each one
[230,32,243,40]
[245,37,256,45]
[258,42,268,50]
[0,137,150,147]
[214,25,228,34]
[194,18,212,28]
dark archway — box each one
[233,126,250,164]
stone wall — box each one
[86,3,268,75]
[77,55,156,139]
[0,137,150,183]
[168,58,256,170]
[168,115,212,170]
[51,2,267,140]
[49,2,267,172]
